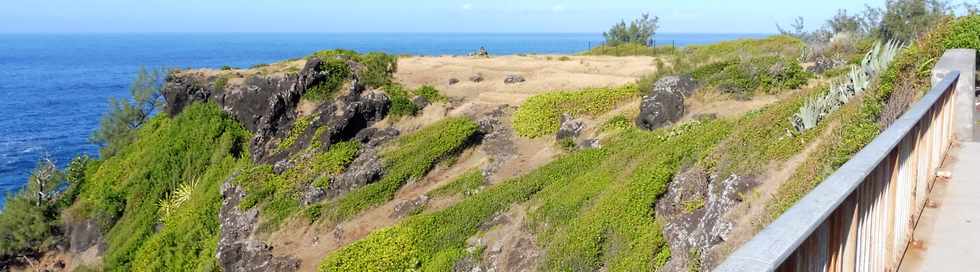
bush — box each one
[309,49,398,89]
[303,58,351,101]
[0,158,77,259]
[91,67,165,158]
[414,85,446,103]
[691,56,810,96]
[513,85,638,138]
[584,43,678,57]
[383,84,419,118]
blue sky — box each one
[0,0,970,33]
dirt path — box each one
[710,121,840,262]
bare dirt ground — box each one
[396,55,659,105]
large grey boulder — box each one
[635,75,696,130]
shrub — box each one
[303,58,351,101]
[414,85,446,103]
[0,159,71,259]
[513,85,638,138]
[91,67,165,158]
[383,84,419,118]
[309,49,398,89]
[691,56,810,96]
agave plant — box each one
[791,39,904,132]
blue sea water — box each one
[0,32,768,204]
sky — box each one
[0,0,971,33]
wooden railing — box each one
[715,70,962,271]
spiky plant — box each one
[791,39,904,132]
[157,179,198,224]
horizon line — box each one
[0,31,777,35]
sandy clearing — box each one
[396,55,659,105]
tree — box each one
[90,67,164,157]
[0,159,65,259]
[777,16,808,39]
[603,13,659,46]
[877,0,951,41]
[828,9,863,34]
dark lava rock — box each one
[390,195,430,219]
[555,113,584,141]
[655,167,755,270]
[412,95,429,108]
[217,177,300,272]
[65,218,104,254]
[162,58,391,163]
[354,127,400,148]
[469,73,484,83]
[448,78,460,85]
[326,127,400,199]
[635,75,696,131]
[503,74,526,84]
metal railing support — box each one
[715,49,974,271]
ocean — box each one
[0,32,768,204]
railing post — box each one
[931,49,977,142]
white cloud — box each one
[551,4,566,12]
[461,3,473,10]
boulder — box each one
[448,78,460,85]
[390,195,430,219]
[412,95,429,108]
[555,113,584,141]
[635,75,697,131]
[217,178,300,272]
[636,90,685,131]
[504,74,526,84]
[655,167,755,270]
[657,75,698,97]
[469,73,484,83]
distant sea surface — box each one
[0,32,768,204]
